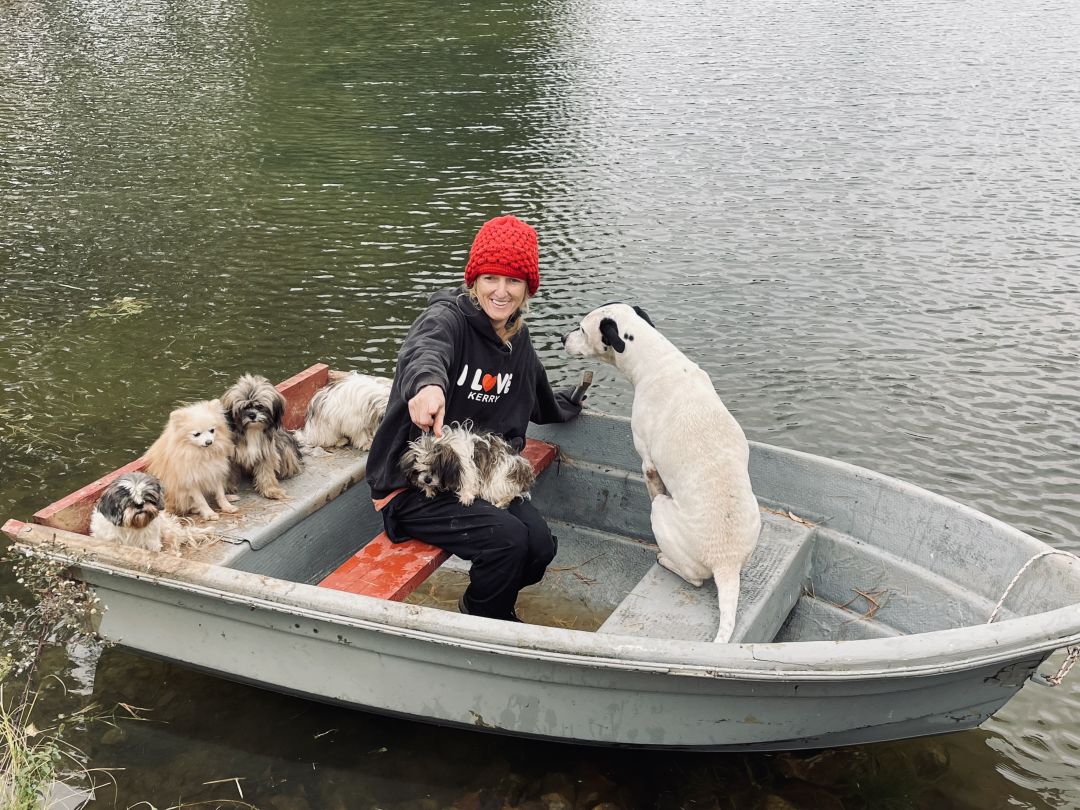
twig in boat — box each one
[838,587,888,620]
[549,553,605,572]
[854,588,886,619]
[761,505,818,527]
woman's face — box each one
[473,274,527,332]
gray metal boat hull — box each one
[35,544,1054,751]
[7,411,1080,750]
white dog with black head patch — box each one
[564,303,760,643]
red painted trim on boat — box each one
[2,518,31,541]
[276,363,329,430]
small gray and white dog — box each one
[90,471,216,552]
[564,303,760,643]
[222,374,303,500]
[298,372,392,451]
[90,471,168,551]
[401,423,535,508]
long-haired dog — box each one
[90,471,218,552]
[144,400,238,521]
[565,303,761,643]
[401,423,535,508]
[221,374,303,500]
[90,471,168,551]
[297,372,392,451]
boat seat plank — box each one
[596,511,816,643]
[318,439,559,602]
[212,448,370,553]
[32,364,331,536]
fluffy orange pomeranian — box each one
[144,399,238,520]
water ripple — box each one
[4,0,1080,805]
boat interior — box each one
[28,366,1080,645]
[170,415,1080,646]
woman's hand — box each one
[409,385,446,436]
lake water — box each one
[3,0,1080,806]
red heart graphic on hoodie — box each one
[482,374,497,392]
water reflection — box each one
[3,0,1080,805]
[82,648,1053,810]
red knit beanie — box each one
[463,215,540,296]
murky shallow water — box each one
[4,0,1080,806]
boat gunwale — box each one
[6,518,1080,684]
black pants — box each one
[381,488,557,620]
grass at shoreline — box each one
[1,544,104,808]
[1,672,59,809]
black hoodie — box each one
[366,287,581,500]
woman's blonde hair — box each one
[466,285,532,345]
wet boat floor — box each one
[404,566,613,632]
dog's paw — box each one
[657,553,704,587]
[219,502,239,513]
[201,510,220,521]
[458,493,476,507]
[226,493,240,503]
[262,487,289,500]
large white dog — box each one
[564,303,761,643]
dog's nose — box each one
[422,474,433,484]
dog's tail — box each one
[713,569,742,644]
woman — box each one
[365,214,582,622]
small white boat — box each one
[6,363,1080,751]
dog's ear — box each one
[599,317,626,353]
[209,398,229,422]
[433,445,462,491]
[96,485,127,526]
[632,306,654,327]
[143,477,166,509]
[270,391,285,427]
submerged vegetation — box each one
[86,296,151,320]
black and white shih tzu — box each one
[90,471,216,552]
[401,423,535,508]
[297,371,392,451]
[221,374,304,500]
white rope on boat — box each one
[987,548,1080,687]
[988,549,1080,625]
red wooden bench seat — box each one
[318,438,558,601]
